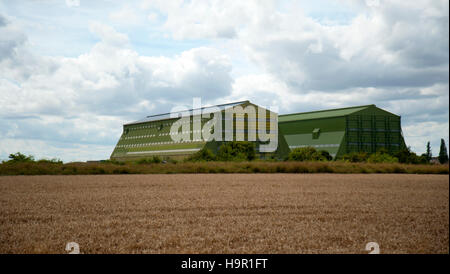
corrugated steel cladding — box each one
[278,104,406,158]
[110,102,406,160]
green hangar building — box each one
[278,104,406,159]
[110,101,290,161]
[111,102,406,161]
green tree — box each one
[8,152,35,163]
[216,141,256,161]
[394,147,426,164]
[425,141,432,162]
[438,139,449,164]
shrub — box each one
[152,156,162,163]
[136,156,162,164]
[90,167,106,174]
[37,158,63,164]
[394,148,428,164]
[167,158,178,164]
[101,159,125,165]
[216,141,256,161]
[341,148,428,165]
[136,158,148,164]
[288,147,315,161]
[341,152,369,163]
[318,150,333,161]
[367,153,399,163]
[186,148,216,162]
[113,168,130,174]
[288,147,329,161]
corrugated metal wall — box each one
[279,105,406,159]
[344,114,403,154]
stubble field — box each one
[0,174,448,254]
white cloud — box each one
[0,14,27,62]
[0,18,233,161]
[143,0,448,91]
[147,12,159,22]
[109,5,140,25]
[65,0,80,8]
[0,138,113,162]
[0,0,448,160]
[89,22,130,47]
[142,0,273,39]
[403,122,449,155]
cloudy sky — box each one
[0,0,448,162]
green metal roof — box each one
[278,105,374,122]
[125,100,250,125]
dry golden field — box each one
[0,174,448,254]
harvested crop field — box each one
[0,174,448,254]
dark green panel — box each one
[343,106,405,156]
[279,117,346,135]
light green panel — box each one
[284,131,345,157]
[284,131,345,146]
